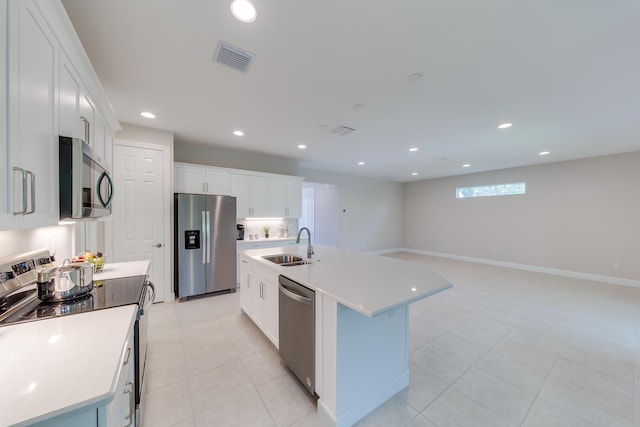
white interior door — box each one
[112,140,170,302]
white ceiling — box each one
[61,0,640,182]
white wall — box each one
[116,122,175,149]
[175,142,404,251]
[0,224,75,262]
[403,152,640,281]
[175,140,298,176]
[310,182,340,247]
[299,168,403,251]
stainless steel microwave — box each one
[59,136,114,220]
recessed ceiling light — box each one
[230,0,257,23]
[297,144,307,149]
[352,104,365,111]
[498,123,512,129]
[462,163,471,168]
[357,161,365,166]
[411,172,418,176]
[233,130,244,136]
[140,112,156,119]
[409,147,418,152]
[539,151,550,156]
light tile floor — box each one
[143,252,640,427]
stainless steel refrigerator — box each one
[175,193,237,300]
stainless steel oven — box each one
[135,280,154,426]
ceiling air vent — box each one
[329,125,356,136]
[213,41,255,72]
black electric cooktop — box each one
[0,275,147,326]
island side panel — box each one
[328,302,409,426]
[317,294,338,426]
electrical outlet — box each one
[613,261,620,270]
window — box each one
[456,182,526,199]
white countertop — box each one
[94,260,150,281]
[0,305,137,426]
[241,245,452,317]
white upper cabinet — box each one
[174,162,230,195]
[6,0,60,228]
[176,162,303,219]
[92,110,106,164]
[230,173,251,217]
[59,49,81,140]
[270,176,302,218]
[1,0,118,232]
[230,173,270,218]
[0,0,10,229]
[205,168,231,195]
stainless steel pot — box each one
[37,262,94,302]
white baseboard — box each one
[366,248,405,255]
[382,248,640,288]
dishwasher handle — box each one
[279,283,313,305]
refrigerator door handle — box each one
[206,210,211,264]
[202,210,206,264]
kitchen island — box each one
[240,245,452,427]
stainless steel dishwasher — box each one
[279,275,315,395]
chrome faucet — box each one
[296,227,314,259]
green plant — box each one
[263,225,270,233]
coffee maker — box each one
[236,224,245,240]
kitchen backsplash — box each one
[0,225,75,261]
[238,218,299,239]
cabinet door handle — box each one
[152,243,162,248]
[123,381,134,427]
[260,282,264,299]
[12,167,27,214]
[123,347,132,365]
[80,116,90,145]
[26,170,35,214]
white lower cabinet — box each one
[36,324,135,427]
[236,239,300,286]
[104,325,135,427]
[240,256,279,347]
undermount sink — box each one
[262,254,311,267]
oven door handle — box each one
[140,281,155,315]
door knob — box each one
[152,243,162,248]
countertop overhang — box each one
[240,245,452,317]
